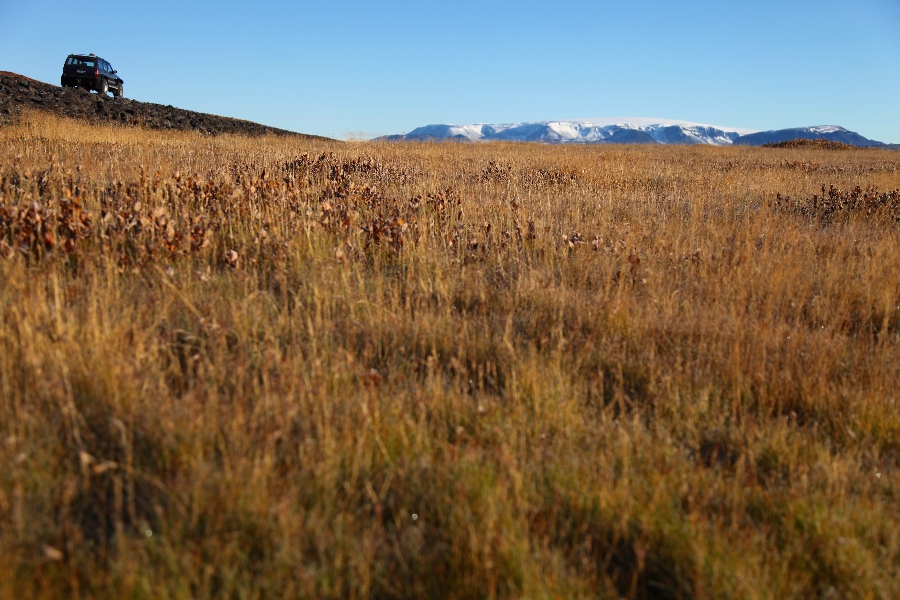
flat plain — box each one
[2,111,900,599]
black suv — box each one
[61,54,124,97]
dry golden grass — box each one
[1,110,900,599]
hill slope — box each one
[0,71,327,139]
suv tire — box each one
[98,79,108,96]
[114,84,123,98]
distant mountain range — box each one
[381,118,891,147]
[731,125,884,147]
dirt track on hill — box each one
[0,71,328,139]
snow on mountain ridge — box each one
[396,118,759,146]
[385,121,886,147]
[806,125,844,134]
[572,117,757,135]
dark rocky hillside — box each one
[0,72,328,139]
[763,138,855,150]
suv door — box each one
[107,61,119,85]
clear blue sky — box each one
[2,0,899,142]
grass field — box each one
[2,111,900,599]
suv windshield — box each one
[66,56,95,67]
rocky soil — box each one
[0,72,327,139]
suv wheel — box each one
[113,83,123,98]
[97,79,108,96]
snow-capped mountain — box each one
[382,118,755,146]
[731,126,882,147]
[381,119,887,147]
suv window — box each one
[67,56,96,67]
